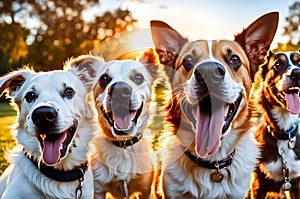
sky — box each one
[86,0,298,49]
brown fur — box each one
[151,12,278,198]
[91,49,164,199]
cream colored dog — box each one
[0,55,103,199]
[91,49,162,199]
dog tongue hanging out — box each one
[286,89,300,114]
[0,55,103,198]
[151,12,278,198]
[250,51,300,198]
[195,97,230,158]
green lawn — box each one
[0,102,16,175]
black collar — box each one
[109,133,142,149]
[24,150,88,182]
[184,149,235,169]
[266,122,298,140]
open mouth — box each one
[101,103,143,136]
[269,83,300,114]
[285,86,300,114]
[38,120,78,165]
[183,93,242,158]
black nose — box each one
[290,68,300,81]
[32,106,58,129]
[108,82,132,101]
[194,62,226,82]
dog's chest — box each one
[261,138,300,181]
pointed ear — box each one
[0,69,34,99]
[65,55,105,91]
[151,20,188,80]
[138,49,161,80]
[235,12,279,80]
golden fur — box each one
[151,12,278,198]
[91,49,163,199]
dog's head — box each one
[257,51,300,115]
[93,49,162,140]
[151,12,278,158]
[0,55,103,167]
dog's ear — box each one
[0,69,34,100]
[151,20,188,80]
[65,55,104,91]
[138,49,161,80]
[235,12,279,80]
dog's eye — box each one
[64,87,74,99]
[274,61,283,71]
[182,55,194,71]
[227,55,241,69]
[133,73,144,85]
[99,74,111,87]
[291,53,300,66]
[25,91,36,103]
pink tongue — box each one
[113,112,136,129]
[195,104,227,158]
[286,93,300,114]
[42,131,67,165]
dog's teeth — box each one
[40,134,46,140]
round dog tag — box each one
[211,171,224,182]
[282,181,292,191]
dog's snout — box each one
[32,106,58,129]
[194,62,226,82]
[290,68,300,81]
[108,82,132,100]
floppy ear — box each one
[151,20,188,81]
[235,12,279,80]
[65,55,105,91]
[138,49,162,80]
[0,69,34,100]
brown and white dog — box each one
[91,49,162,199]
[250,51,300,199]
[151,12,278,198]
[0,55,103,198]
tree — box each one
[0,0,138,73]
[0,0,32,75]
[274,1,300,52]
[0,23,29,74]
[28,1,137,70]
[283,2,300,45]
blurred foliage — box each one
[273,1,300,52]
[0,23,29,74]
[0,0,137,74]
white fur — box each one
[260,106,300,182]
[158,39,259,198]
[91,57,161,199]
[0,55,103,198]
[92,134,157,198]
[160,127,259,199]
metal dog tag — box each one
[282,181,292,191]
[288,136,296,149]
[211,170,224,182]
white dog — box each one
[0,55,103,199]
[91,49,162,199]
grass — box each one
[0,102,16,175]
